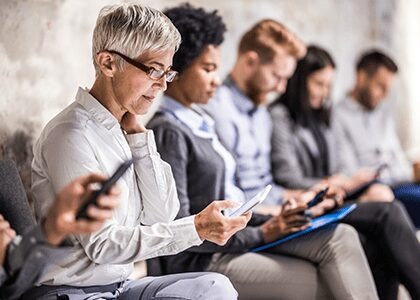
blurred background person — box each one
[332,50,420,227]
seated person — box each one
[268,45,419,299]
[0,173,120,300]
[29,4,250,299]
[332,50,420,227]
[148,6,379,299]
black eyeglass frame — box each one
[105,50,178,82]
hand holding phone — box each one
[228,185,272,217]
[306,187,329,209]
[76,159,133,220]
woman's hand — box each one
[121,112,147,134]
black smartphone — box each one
[306,187,329,209]
[76,159,133,220]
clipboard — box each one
[250,204,358,252]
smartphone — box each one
[76,159,133,220]
[228,185,272,217]
[306,187,329,209]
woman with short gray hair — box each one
[28,3,249,299]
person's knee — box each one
[329,223,362,252]
[387,200,413,227]
[390,199,408,216]
[198,272,238,300]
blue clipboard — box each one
[250,204,358,252]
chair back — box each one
[0,160,35,234]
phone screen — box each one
[228,185,272,217]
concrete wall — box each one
[392,0,420,158]
[1,0,417,159]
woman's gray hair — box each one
[92,3,181,76]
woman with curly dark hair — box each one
[147,5,381,299]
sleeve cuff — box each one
[255,227,266,246]
[171,215,203,246]
[125,130,158,159]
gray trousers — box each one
[22,272,237,300]
[206,224,378,300]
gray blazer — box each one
[269,104,338,189]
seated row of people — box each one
[271,45,420,228]
[149,5,419,299]
[148,6,378,299]
[267,45,420,299]
[1,2,418,300]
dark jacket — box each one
[148,112,270,274]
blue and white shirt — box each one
[203,77,285,205]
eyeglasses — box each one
[106,50,178,82]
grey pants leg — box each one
[120,272,238,300]
[207,251,329,300]
[207,224,378,300]
[25,272,237,300]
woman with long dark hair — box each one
[271,45,336,189]
[269,45,420,300]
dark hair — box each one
[356,50,398,76]
[164,3,226,74]
[272,45,335,127]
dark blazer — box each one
[269,104,338,189]
[148,112,270,274]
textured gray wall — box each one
[2,0,417,155]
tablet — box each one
[228,185,272,217]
